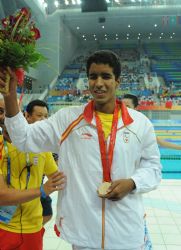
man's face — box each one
[122,98,135,109]
[0,99,5,125]
[88,63,119,106]
[26,106,48,124]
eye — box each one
[101,74,112,80]
[89,74,97,80]
[0,109,4,114]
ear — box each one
[115,77,120,88]
[24,111,29,120]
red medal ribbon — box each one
[95,102,119,182]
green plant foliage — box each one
[0,7,46,71]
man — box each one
[25,99,55,225]
[122,93,139,109]
[122,93,181,150]
[0,51,161,250]
[0,99,66,250]
[122,94,154,250]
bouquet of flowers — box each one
[0,7,46,94]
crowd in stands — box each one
[19,44,181,109]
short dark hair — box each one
[86,50,121,80]
[26,99,49,115]
[123,94,139,108]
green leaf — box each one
[0,40,47,70]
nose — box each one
[95,76,103,86]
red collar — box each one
[83,99,134,126]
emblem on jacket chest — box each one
[123,131,130,143]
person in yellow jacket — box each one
[0,100,66,250]
[24,99,59,225]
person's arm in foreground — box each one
[99,119,162,201]
[0,171,65,206]
[157,137,181,150]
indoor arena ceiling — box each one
[0,0,181,42]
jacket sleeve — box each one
[5,111,63,154]
[131,119,162,193]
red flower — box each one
[31,27,41,40]
[1,18,9,27]
[15,68,25,86]
[14,7,31,24]
[9,16,15,25]
[20,7,31,20]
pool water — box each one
[152,120,181,179]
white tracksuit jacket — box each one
[5,101,161,249]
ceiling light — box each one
[137,37,140,39]
[82,35,85,38]
[77,0,81,4]
[84,38,86,41]
[127,33,129,36]
[148,37,151,39]
[93,34,96,37]
[106,0,110,3]
[170,36,173,39]
[102,25,105,29]
[65,0,69,5]
[104,34,107,36]
[138,33,141,35]
[127,37,129,40]
[116,34,118,36]
[150,33,152,35]
[43,2,48,7]
[116,37,118,40]
[161,32,163,35]
[159,36,162,39]
[54,0,59,7]
[72,0,76,4]
[128,25,131,28]
[105,37,108,40]
[173,32,175,35]
[154,24,158,27]
[77,26,80,30]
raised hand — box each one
[0,67,18,95]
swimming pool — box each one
[161,149,181,179]
[152,120,181,179]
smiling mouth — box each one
[94,90,106,94]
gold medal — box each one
[98,182,111,196]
